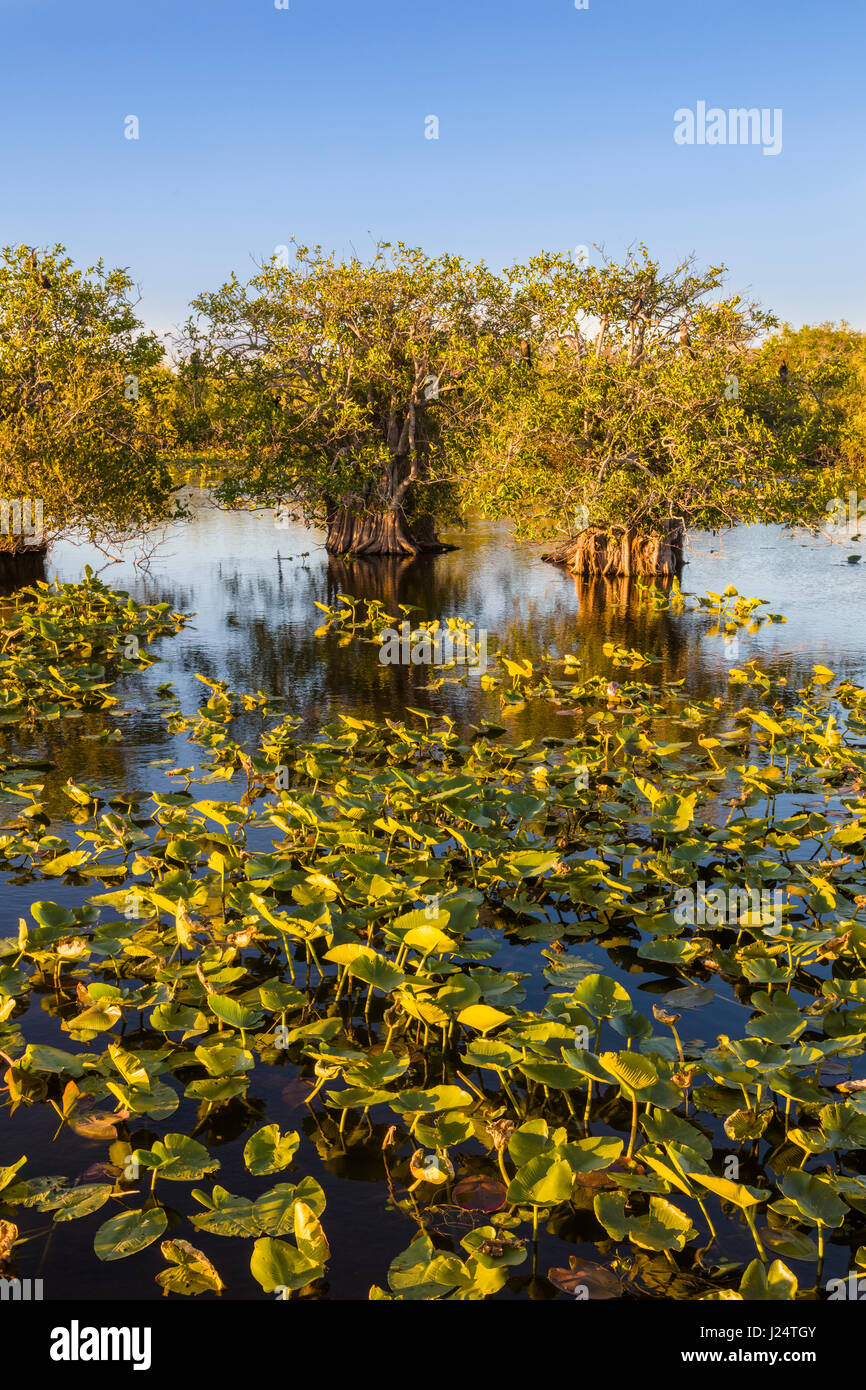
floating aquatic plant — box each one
[1,583,866,1299]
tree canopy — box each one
[186,241,510,555]
[760,320,866,467]
[0,244,180,557]
[1,240,860,574]
[468,246,856,572]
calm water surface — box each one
[3,498,865,1298]
[49,494,866,736]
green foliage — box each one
[469,245,858,542]
[186,241,511,544]
[762,320,866,466]
[0,244,181,552]
[4,582,866,1299]
[3,239,859,559]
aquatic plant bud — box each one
[0,1220,18,1263]
[487,1118,516,1152]
[672,1066,697,1091]
[314,1059,340,1079]
[653,1005,682,1026]
[56,937,88,959]
[226,925,257,949]
[409,1150,454,1185]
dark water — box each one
[3,497,865,1299]
[48,492,866,732]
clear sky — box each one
[1,0,863,339]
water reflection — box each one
[39,494,865,751]
[3,496,864,1299]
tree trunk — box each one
[543,521,684,577]
[0,544,48,589]
[325,506,453,557]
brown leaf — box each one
[652,1005,681,1026]
[452,1176,508,1213]
[0,1220,17,1262]
[548,1262,623,1299]
[478,1233,526,1257]
[486,1117,515,1152]
[672,1066,698,1091]
[573,1169,618,1190]
[67,1105,129,1141]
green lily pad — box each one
[243,1124,300,1176]
[94,1207,167,1262]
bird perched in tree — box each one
[28,250,51,290]
[679,322,695,359]
[519,339,533,368]
[778,362,789,385]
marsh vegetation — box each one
[1,544,866,1301]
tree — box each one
[135,354,225,461]
[0,244,180,563]
[186,242,509,556]
[469,246,856,576]
[758,321,866,466]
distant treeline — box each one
[1,242,864,570]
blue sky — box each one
[1,0,863,338]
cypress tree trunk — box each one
[543,521,684,577]
[0,544,48,588]
[325,505,452,557]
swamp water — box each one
[2,496,865,1301]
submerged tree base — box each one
[544,522,684,578]
[0,545,47,589]
[325,507,455,558]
